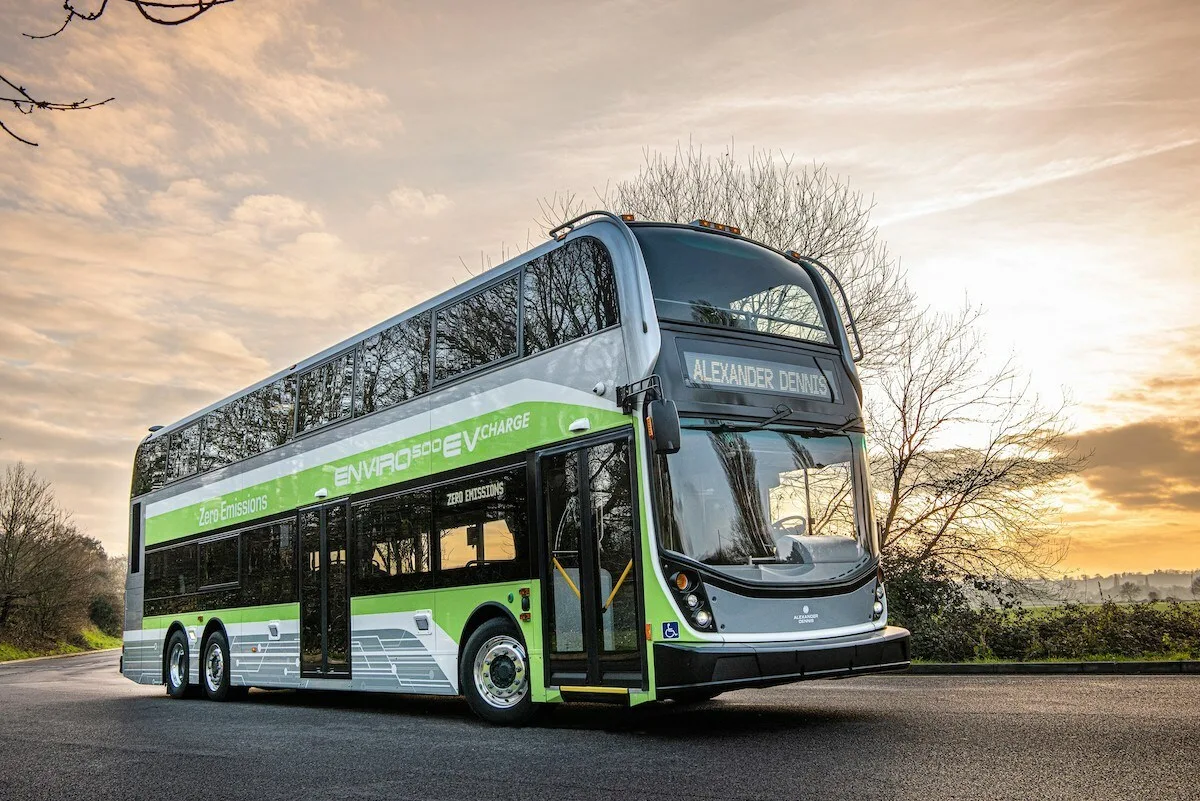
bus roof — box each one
[141,214,834,443]
[142,215,637,443]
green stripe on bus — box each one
[146,401,627,546]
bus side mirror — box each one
[646,399,681,454]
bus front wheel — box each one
[461,618,535,726]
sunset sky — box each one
[1,0,1197,575]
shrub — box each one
[885,555,1200,661]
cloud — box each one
[229,194,324,240]
[369,185,453,219]
[876,138,1200,224]
[1076,418,1200,512]
[146,179,223,231]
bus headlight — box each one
[872,600,884,619]
[663,559,718,631]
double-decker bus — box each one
[121,211,910,724]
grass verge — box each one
[913,652,1197,664]
[0,625,121,662]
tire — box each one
[201,630,241,701]
[164,630,191,699]
[460,618,536,726]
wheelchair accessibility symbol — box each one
[662,621,680,639]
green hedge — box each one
[885,558,1200,662]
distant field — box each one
[0,626,121,662]
[1020,600,1200,614]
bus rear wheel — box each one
[165,630,191,699]
[202,631,246,701]
[461,618,535,726]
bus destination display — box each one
[683,350,833,400]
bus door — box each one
[299,500,351,679]
[538,434,644,691]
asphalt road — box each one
[1,651,1197,801]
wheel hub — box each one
[168,642,186,688]
[490,655,517,688]
[473,635,528,709]
[205,643,224,692]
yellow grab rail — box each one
[553,557,581,599]
[602,560,634,611]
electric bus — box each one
[121,211,910,724]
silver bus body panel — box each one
[124,330,636,689]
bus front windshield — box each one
[656,427,875,585]
[633,226,832,345]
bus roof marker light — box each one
[619,213,635,222]
[691,218,741,235]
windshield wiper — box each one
[749,404,792,430]
[711,409,860,436]
[793,416,865,437]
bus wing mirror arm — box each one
[616,374,664,413]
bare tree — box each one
[1118,581,1140,603]
[539,143,1083,582]
[0,463,111,640]
[2,0,235,146]
[871,305,1084,580]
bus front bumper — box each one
[654,625,911,696]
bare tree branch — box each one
[869,304,1086,581]
[0,72,115,147]
[24,0,234,39]
[5,0,234,146]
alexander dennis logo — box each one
[794,605,819,625]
